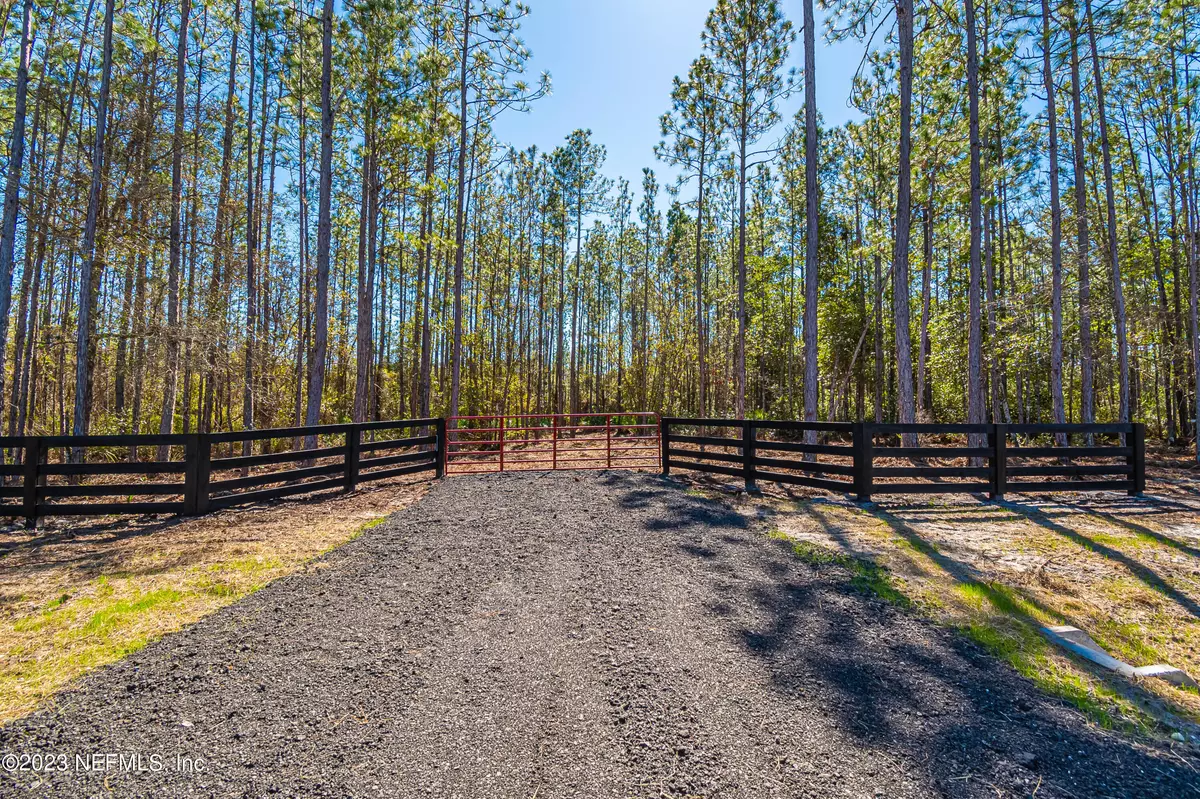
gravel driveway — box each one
[1,471,1196,798]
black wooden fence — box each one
[2,416,1146,528]
[660,419,1146,501]
[3,418,445,528]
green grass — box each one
[83,589,185,635]
[1,489,428,726]
[954,581,1056,624]
[767,531,909,607]
[1091,618,1167,667]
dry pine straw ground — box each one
[0,478,430,724]
[674,463,1200,745]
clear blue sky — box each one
[493,0,868,197]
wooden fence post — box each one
[742,419,759,493]
[345,425,361,492]
[1130,423,1145,496]
[194,433,211,515]
[990,423,1007,500]
[183,434,201,514]
[22,436,41,529]
[435,418,447,478]
[499,416,505,472]
[853,422,873,502]
[660,417,670,476]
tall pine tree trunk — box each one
[695,152,707,417]
[1069,6,1093,426]
[72,0,116,452]
[304,0,334,447]
[0,0,33,451]
[965,0,985,438]
[802,0,819,440]
[1085,0,1128,421]
[203,0,242,433]
[735,109,748,419]
[157,0,190,458]
[243,1,257,450]
[449,0,471,422]
[893,0,916,444]
[918,200,933,418]
[1042,0,1067,441]
[354,109,375,423]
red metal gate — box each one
[445,413,660,475]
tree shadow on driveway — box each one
[603,473,1200,797]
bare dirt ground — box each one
[0,477,430,723]
[1,471,1196,798]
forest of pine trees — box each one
[0,0,1196,455]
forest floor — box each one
[0,476,432,724]
[677,459,1200,742]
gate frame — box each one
[444,412,660,475]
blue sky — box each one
[493,0,868,196]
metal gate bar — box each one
[445,413,660,475]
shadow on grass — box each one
[866,503,1072,633]
[875,495,1200,621]
[1000,501,1200,622]
[1083,507,1200,561]
[0,483,388,591]
[0,516,191,593]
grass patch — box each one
[3,559,327,721]
[83,589,185,635]
[953,581,1056,625]
[768,531,909,607]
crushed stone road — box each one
[1,472,1196,798]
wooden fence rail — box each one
[4,418,446,529]
[660,419,1146,501]
[5,416,1146,528]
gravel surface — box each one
[1,471,1196,798]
